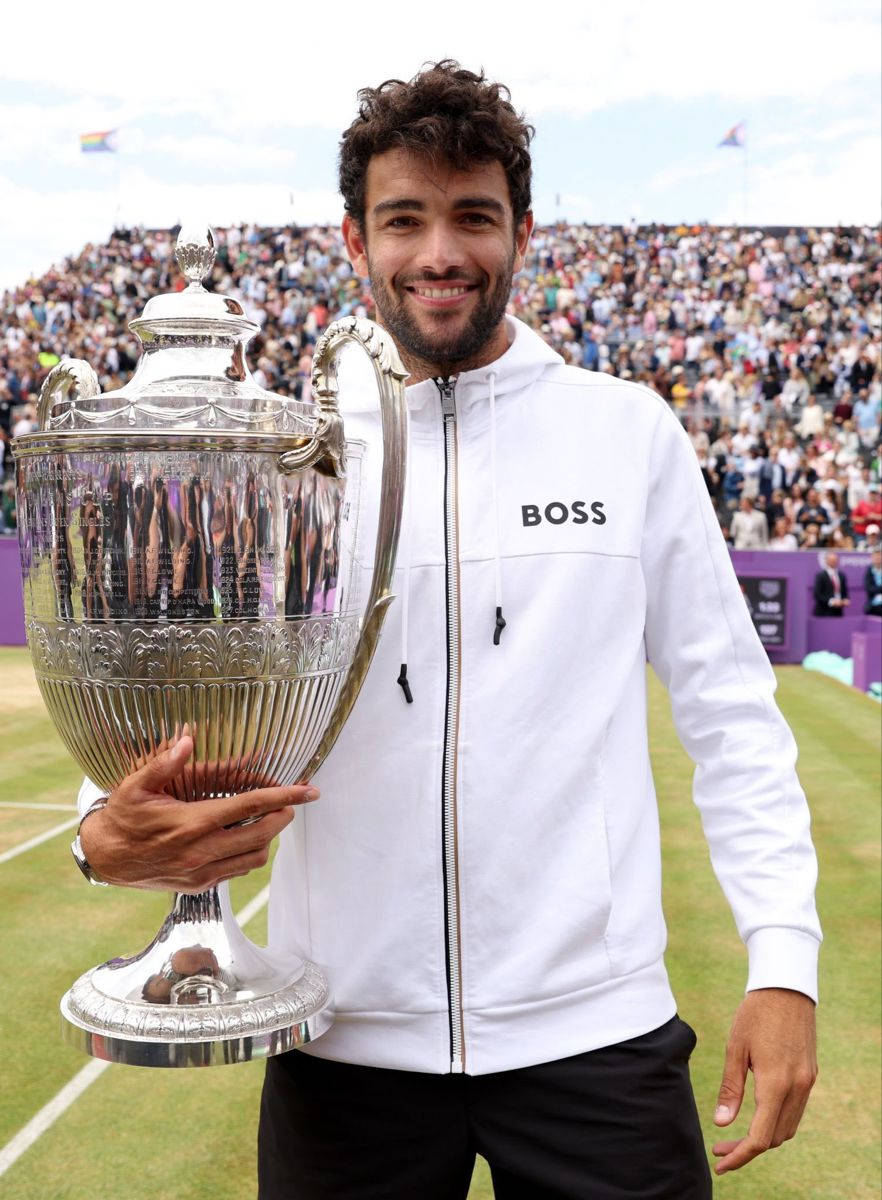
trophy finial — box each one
[175,224,216,287]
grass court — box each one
[0,647,878,1199]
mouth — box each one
[403,282,478,309]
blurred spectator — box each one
[0,480,15,532]
[730,495,769,549]
[864,549,882,615]
[857,522,881,553]
[813,551,850,616]
[795,396,825,440]
[769,517,798,550]
[850,485,882,539]
[854,390,881,448]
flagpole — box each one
[743,135,749,229]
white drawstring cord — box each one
[397,404,414,702]
[487,371,506,645]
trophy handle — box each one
[37,358,101,429]
[299,317,408,780]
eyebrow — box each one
[372,196,506,217]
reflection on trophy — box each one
[13,225,407,1067]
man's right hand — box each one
[79,736,317,892]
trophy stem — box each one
[60,881,331,1067]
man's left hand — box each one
[712,987,817,1175]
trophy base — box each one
[59,882,332,1067]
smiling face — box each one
[342,149,532,381]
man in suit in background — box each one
[813,551,850,616]
[864,548,882,616]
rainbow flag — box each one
[80,130,117,154]
[717,122,745,148]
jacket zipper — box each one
[437,376,465,1074]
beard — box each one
[365,252,516,375]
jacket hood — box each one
[334,316,562,415]
[405,316,563,413]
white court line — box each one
[0,817,80,865]
[235,883,270,928]
[0,802,78,812]
[0,885,271,1179]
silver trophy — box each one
[13,225,407,1067]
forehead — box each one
[364,149,511,215]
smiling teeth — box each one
[413,287,469,298]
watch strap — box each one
[70,798,110,886]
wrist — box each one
[71,798,110,886]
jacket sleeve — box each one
[640,403,822,1003]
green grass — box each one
[0,649,878,1199]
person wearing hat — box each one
[857,522,881,553]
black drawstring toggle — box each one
[493,606,507,646]
[397,663,414,704]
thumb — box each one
[130,735,194,793]
[715,1038,748,1127]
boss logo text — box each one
[521,501,607,527]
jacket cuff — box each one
[745,927,820,1004]
[77,777,108,820]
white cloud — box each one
[724,136,881,226]
[150,133,296,171]
[2,0,879,128]
[649,159,728,194]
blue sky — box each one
[1,0,879,291]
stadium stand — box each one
[1,222,880,544]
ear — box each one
[342,213,369,278]
[513,210,534,272]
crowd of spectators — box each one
[1,220,880,547]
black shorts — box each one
[258,1015,712,1199]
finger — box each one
[715,1036,749,1126]
[199,806,295,861]
[193,784,320,834]
[711,1140,742,1157]
[178,846,279,893]
[125,736,194,795]
[714,1093,785,1174]
[769,1075,814,1146]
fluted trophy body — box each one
[13,227,407,1066]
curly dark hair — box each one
[339,60,534,229]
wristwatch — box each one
[70,798,111,886]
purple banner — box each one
[0,537,25,646]
[730,549,878,664]
[1,540,879,668]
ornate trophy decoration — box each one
[13,225,407,1067]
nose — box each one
[417,220,466,278]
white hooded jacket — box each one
[79,317,821,1076]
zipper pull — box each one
[397,663,414,704]
[435,377,456,417]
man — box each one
[795,486,832,536]
[730,494,769,549]
[864,548,882,615]
[813,551,850,616]
[76,63,819,1199]
[850,483,882,540]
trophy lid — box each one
[29,223,315,438]
[133,224,254,330]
